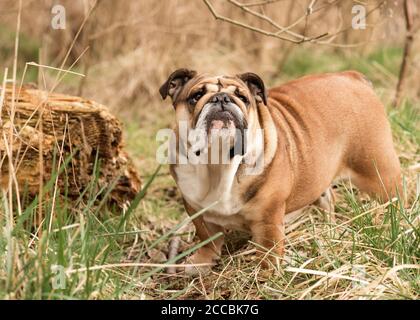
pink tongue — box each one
[210,120,225,130]
[210,120,236,130]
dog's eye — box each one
[236,90,249,104]
[188,90,205,105]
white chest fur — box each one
[174,156,247,229]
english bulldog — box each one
[159,69,401,274]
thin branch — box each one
[203,0,388,48]
[227,0,309,40]
[274,0,342,36]
[242,0,286,7]
[202,0,301,43]
[394,0,418,107]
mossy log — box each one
[0,84,141,208]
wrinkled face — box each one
[160,69,267,160]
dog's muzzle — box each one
[200,93,245,132]
[192,92,247,158]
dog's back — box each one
[267,71,401,204]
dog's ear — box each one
[237,72,267,105]
[159,68,197,102]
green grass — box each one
[0,24,40,83]
[0,157,209,299]
[389,100,420,146]
[280,46,403,87]
[0,48,419,300]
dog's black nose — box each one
[210,93,231,105]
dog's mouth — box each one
[192,108,246,158]
[189,101,247,159]
[205,110,237,133]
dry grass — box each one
[0,0,419,300]
[1,0,418,107]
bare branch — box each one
[202,0,389,48]
[394,0,419,107]
[202,0,302,43]
[227,0,309,40]
[242,0,287,7]
[203,0,332,43]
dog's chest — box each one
[174,163,247,230]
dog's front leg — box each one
[250,203,285,267]
[183,200,225,275]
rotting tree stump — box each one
[0,84,141,208]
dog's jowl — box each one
[159,69,401,274]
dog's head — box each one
[159,69,267,159]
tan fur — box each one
[161,70,401,273]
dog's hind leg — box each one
[346,147,402,202]
[345,113,402,202]
[285,187,336,225]
[348,169,402,202]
